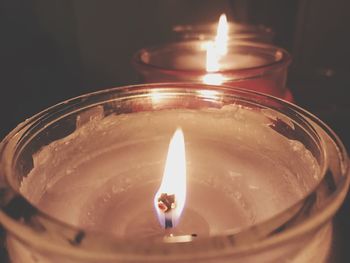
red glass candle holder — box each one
[132,40,293,101]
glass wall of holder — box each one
[172,23,274,43]
[0,83,349,263]
[132,41,293,101]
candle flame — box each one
[204,13,228,85]
[154,128,186,228]
[215,14,229,56]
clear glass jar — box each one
[0,83,348,263]
[132,41,293,101]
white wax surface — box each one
[21,105,320,240]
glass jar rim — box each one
[0,83,348,260]
[132,40,292,78]
[172,22,274,35]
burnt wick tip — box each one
[157,193,176,213]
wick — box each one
[165,217,173,229]
[157,193,176,229]
[157,193,176,213]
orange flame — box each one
[154,128,186,228]
[203,14,228,85]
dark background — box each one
[0,0,349,262]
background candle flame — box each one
[215,14,229,56]
[154,128,186,228]
[204,13,228,85]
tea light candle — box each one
[133,14,293,101]
[1,84,348,263]
[21,102,319,241]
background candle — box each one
[0,84,348,263]
[132,40,292,101]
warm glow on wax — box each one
[154,128,187,228]
[204,13,228,85]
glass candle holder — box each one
[132,41,293,101]
[0,83,349,263]
[172,22,274,43]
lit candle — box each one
[132,14,293,101]
[17,90,332,241]
[0,84,348,263]
[172,14,268,74]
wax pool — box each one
[20,105,320,240]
